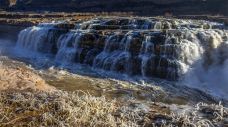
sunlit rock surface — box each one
[0,61,54,91]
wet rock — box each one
[16,17,228,81]
[75,48,89,63]
[105,34,124,52]
[95,36,106,49]
[38,22,73,30]
[155,57,178,80]
[104,19,120,25]
[55,23,75,30]
[119,19,130,25]
[159,44,180,59]
[89,25,121,30]
[141,56,157,77]
[102,55,116,70]
[78,33,97,49]
[126,36,143,55]
[112,53,131,73]
[48,29,69,54]
[84,48,102,65]
[131,56,141,75]
[120,25,136,30]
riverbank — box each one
[0,11,227,27]
[0,58,54,92]
[0,57,227,127]
[0,11,133,27]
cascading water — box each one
[16,22,71,53]
[181,29,228,97]
[17,26,49,52]
[55,31,81,63]
[15,18,228,86]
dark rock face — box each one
[14,0,228,16]
[16,18,228,81]
[0,0,9,9]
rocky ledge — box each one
[0,12,135,27]
[0,11,227,27]
[0,12,97,27]
[15,17,228,81]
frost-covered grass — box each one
[0,90,227,127]
[0,91,139,127]
[151,102,228,127]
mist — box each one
[183,41,228,99]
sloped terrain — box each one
[0,59,54,91]
[3,0,226,16]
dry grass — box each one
[0,58,227,127]
[150,102,228,127]
[0,62,54,91]
[0,90,227,127]
[0,91,140,127]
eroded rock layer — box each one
[16,18,228,80]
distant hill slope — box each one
[6,0,228,16]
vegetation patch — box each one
[0,90,227,127]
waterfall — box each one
[17,26,49,52]
[93,34,121,69]
[16,22,69,53]
[181,30,228,97]
[55,31,81,63]
[15,18,228,81]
